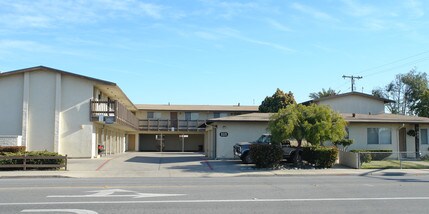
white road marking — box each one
[47,189,185,199]
[2,196,429,206]
[21,209,98,214]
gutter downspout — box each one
[397,123,405,160]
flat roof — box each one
[208,112,429,124]
[135,104,259,112]
[342,113,429,124]
[208,113,272,122]
[302,92,395,105]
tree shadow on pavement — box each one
[359,169,429,183]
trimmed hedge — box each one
[249,144,284,168]
[0,151,65,170]
[350,149,393,161]
[302,146,338,168]
[0,146,26,154]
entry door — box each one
[170,112,178,129]
[399,128,407,157]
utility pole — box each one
[342,75,363,92]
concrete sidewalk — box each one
[1,152,429,178]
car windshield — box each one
[256,135,271,144]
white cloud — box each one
[266,19,293,32]
[198,28,295,52]
[340,0,375,17]
[404,0,425,18]
[291,3,339,22]
[198,0,260,19]
[0,0,167,29]
[195,31,220,40]
[0,40,51,52]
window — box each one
[421,129,428,145]
[367,128,391,144]
[147,112,154,119]
[185,112,192,120]
[214,112,220,118]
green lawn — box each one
[361,160,429,169]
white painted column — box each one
[53,73,61,153]
[21,72,30,149]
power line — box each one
[356,50,429,77]
[364,57,429,78]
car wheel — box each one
[242,153,252,164]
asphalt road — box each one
[1,175,429,214]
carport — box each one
[139,133,204,152]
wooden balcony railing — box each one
[139,119,206,132]
[90,100,139,130]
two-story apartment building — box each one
[135,104,258,153]
[0,66,258,158]
[0,66,139,158]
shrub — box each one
[302,146,338,168]
[0,146,26,154]
[332,139,354,150]
[350,149,392,161]
[359,153,372,163]
[249,144,283,168]
[0,151,65,170]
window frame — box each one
[367,127,392,145]
[421,129,428,145]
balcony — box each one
[139,119,206,132]
[90,100,139,130]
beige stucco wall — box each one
[27,71,56,151]
[215,121,269,159]
[0,74,23,135]
[318,95,385,114]
[59,74,95,157]
[347,123,416,153]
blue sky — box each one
[1,0,429,105]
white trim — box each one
[54,73,61,153]
[21,72,30,148]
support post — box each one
[415,124,420,159]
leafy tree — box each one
[372,68,428,115]
[268,104,347,164]
[413,89,429,117]
[309,88,339,99]
[403,69,428,115]
[259,88,296,113]
[372,74,407,114]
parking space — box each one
[66,152,247,177]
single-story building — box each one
[205,92,429,159]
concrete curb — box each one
[1,169,429,179]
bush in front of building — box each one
[350,149,393,161]
[0,151,65,170]
[0,146,26,154]
[302,146,338,168]
[249,144,284,168]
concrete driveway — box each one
[67,152,246,177]
[2,152,429,178]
